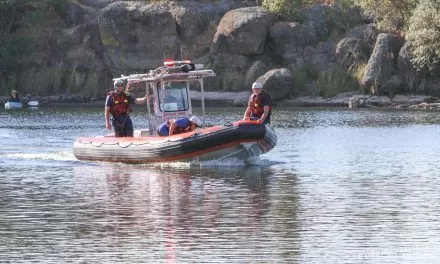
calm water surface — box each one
[1,106,440,263]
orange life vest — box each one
[107,91,130,116]
[249,91,272,117]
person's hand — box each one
[105,120,112,130]
[256,119,263,124]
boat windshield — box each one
[158,81,189,112]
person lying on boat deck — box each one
[105,79,149,137]
[8,90,21,103]
[243,81,272,124]
[157,116,202,137]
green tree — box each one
[261,0,317,19]
[407,0,440,74]
[349,0,418,31]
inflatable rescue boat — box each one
[73,60,277,163]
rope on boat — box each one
[83,138,177,148]
[80,130,202,149]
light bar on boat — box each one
[164,59,192,67]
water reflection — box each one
[66,164,291,262]
[72,164,272,233]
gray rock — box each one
[362,33,405,94]
[256,68,294,100]
[211,6,275,55]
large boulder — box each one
[98,2,181,72]
[269,21,317,58]
[256,68,294,100]
[362,33,405,95]
[336,37,370,70]
[167,1,255,59]
[336,24,377,71]
[211,6,275,55]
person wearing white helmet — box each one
[157,115,201,136]
[104,79,149,137]
[243,81,272,124]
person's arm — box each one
[256,94,271,124]
[135,95,149,104]
[105,106,112,130]
[243,107,251,120]
[243,97,252,120]
[256,106,270,124]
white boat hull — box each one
[4,102,23,109]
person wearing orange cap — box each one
[243,82,272,124]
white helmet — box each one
[114,79,124,89]
[252,82,263,89]
[190,116,202,127]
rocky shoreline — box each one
[2,91,440,110]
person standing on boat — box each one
[8,90,21,103]
[105,79,149,137]
[243,82,272,124]
[157,116,201,136]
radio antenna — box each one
[180,45,183,61]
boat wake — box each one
[148,157,276,168]
[194,158,248,167]
[129,158,248,169]
[4,150,77,162]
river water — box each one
[1,106,440,263]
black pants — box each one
[112,115,134,137]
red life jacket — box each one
[248,91,272,117]
[107,91,130,116]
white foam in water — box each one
[196,158,248,167]
[5,150,268,167]
[150,161,192,169]
[5,150,77,161]
[162,157,271,168]
[137,158,250,168]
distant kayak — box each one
[28,101,39,107]
[4,101,23,109]
[4,101,39,109]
